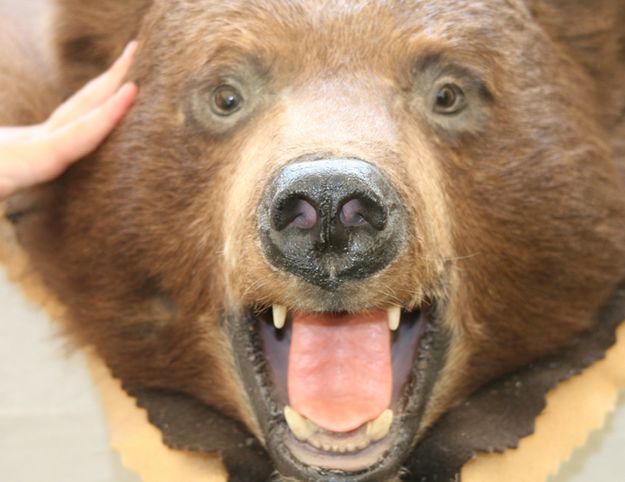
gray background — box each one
[0,268,624,481]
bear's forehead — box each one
[155,0,528,45]
[145,0,533,86]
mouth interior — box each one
[290,310,392,432]
[258,305,427,466]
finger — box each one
[19,82,138,187]
[50,82,138,169]
[46,41,138,129]
[0,125,38,143]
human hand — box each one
[0,41,139,200]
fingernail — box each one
[119,41,138,62]
[118,82,139,98]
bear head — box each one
[7,0,625,480]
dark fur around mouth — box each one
[127,283,625,482]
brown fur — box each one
[2,0,625,471]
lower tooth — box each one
[356,440,369,450]
[284,406,318,441]
[366,409,394,442]
[286,409,393,452]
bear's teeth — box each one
[284,406,318,441]
[387,306,401,331]
[272,304,287,329]
[366,409,394,442]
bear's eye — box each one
[433,84,465,115]
[211,85,243,116]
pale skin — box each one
[0,41,139,201]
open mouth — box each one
[231,300,447,480]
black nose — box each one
[257,159,407,290]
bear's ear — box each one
[53,0,153,95]
[526,0,625,125]
[525,0,625,113]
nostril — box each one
[340,198,368,227]
[272,196,318,231]
[339,197,387,230]
[290,199,318,229]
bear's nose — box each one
[257,159,407,290]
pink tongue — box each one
[288,310,392,433]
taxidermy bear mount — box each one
[1,0,625,481]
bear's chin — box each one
[227,300,450,479]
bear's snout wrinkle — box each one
[258,159,408,290]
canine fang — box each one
[366,409,394,442]
[273,304,287,329]
[284,406,318,441]
[387,306,401,331]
